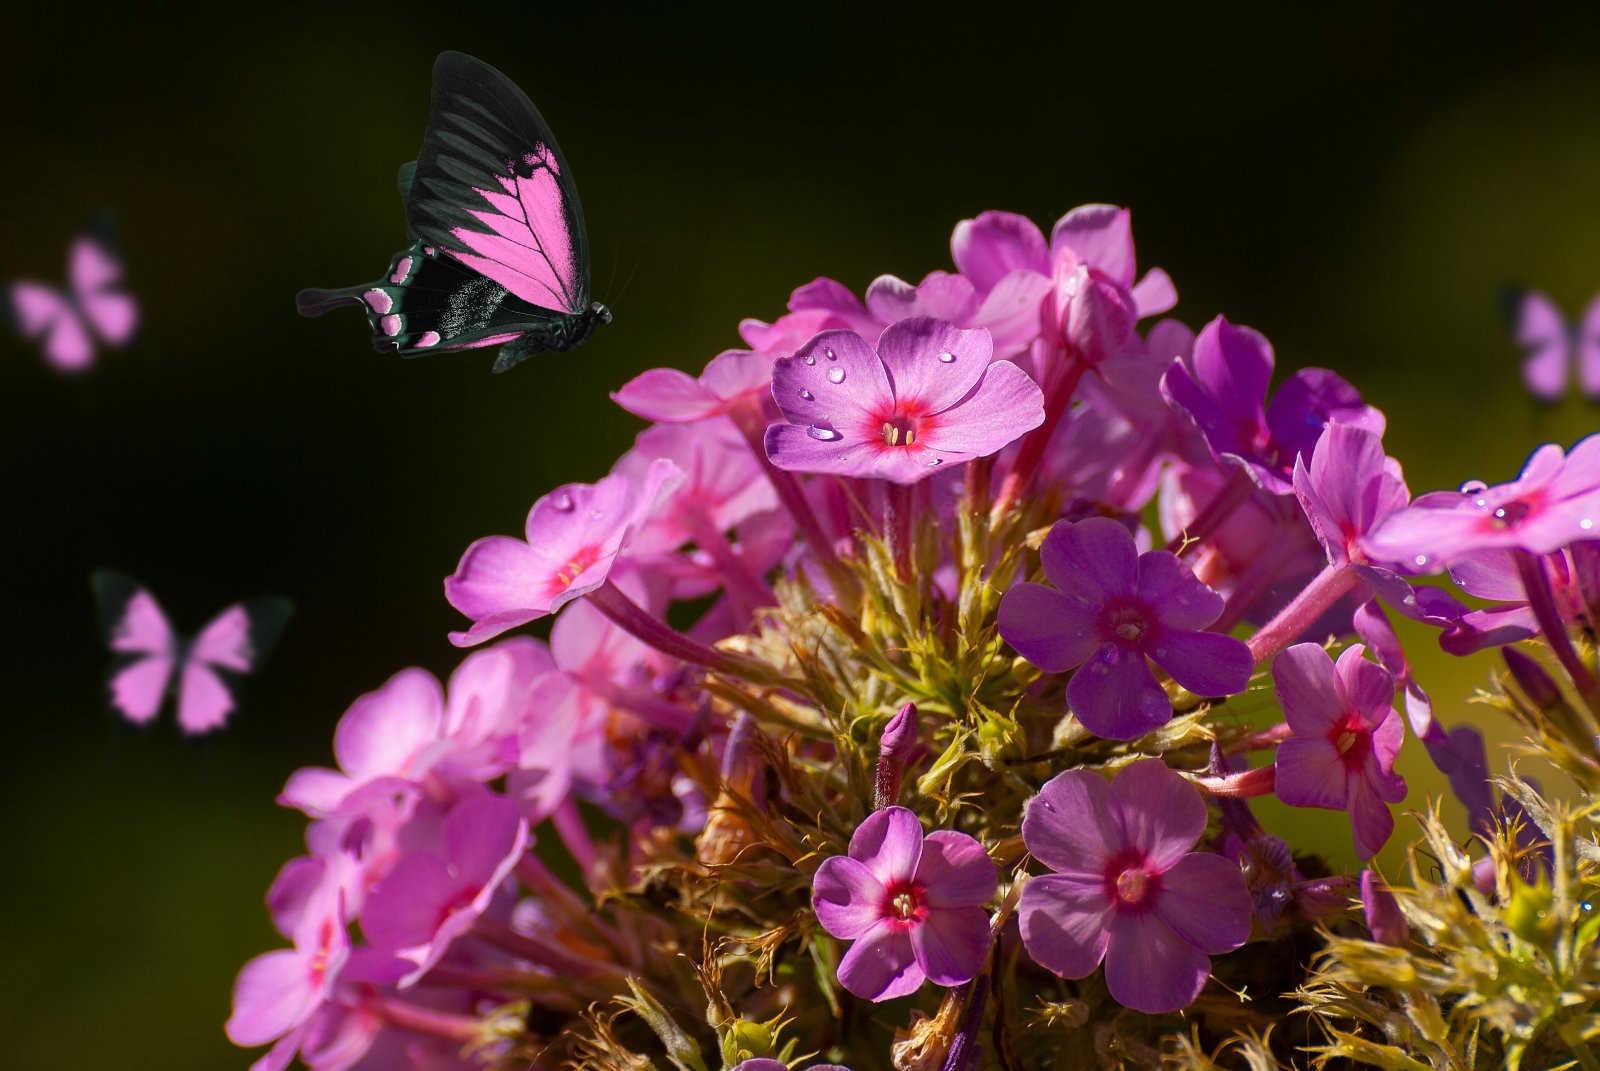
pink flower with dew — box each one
[1271,643,1406,860]
[303,780,427,919]
[445,457,681,646]
[1017,759,1251,1014]
[1364,434,1600,571]
[998,517,1252,740]
[764,318,1045,484]
[359,790,528,985]
[811,806,996,1002]
[227,856,350,1054]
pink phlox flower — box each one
[1271,643,1406,859]
[617,420,776,547]
[445,457,681,646]
[1017,758,1251,1013]
[1364,435,1600,570]
[997,517,1252,740]
[359,789,528,985]
[611,348,775,424]
[764,317,1045,484]
[227,856,350,1055]
[1160,315,1384,495]
[1160,463,1323,598]
[811,805,997,1002]
[1294,424,1412,572]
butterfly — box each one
[7,222,138,372]
[1500,286,1600,403]
[90,571,293,735]
[297,51,608,374]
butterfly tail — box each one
[295,283,374,318]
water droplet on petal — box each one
[554,493,575,511]
[937,350,956,364]
[824,347,836,361]
[1414,554,1429,567]
[1583,517,1595,531]
[1460,479,1488,494]
[925,457,943,467]
[803,354,816,366]
[799,389,814,400]
[807,426,841,442]
[826,367,846,384]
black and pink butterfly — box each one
[91,571,292,735]
[7,222,137,373]
[1500,286,1600,403]
[298,51,608,373]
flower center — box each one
[1115,867,1151,904]
[880,415,919,448]
[1328,712,1370,768]
[546,544,602,596]
[1103,849,1161,911]
[881,880,926,925]
[1490,499,1534,529]
[1102,603,1152,647]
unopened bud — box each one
[1359,869,1408,946]
[875,702,921,809]
[1503,647,1562,711]
[1047,252,1136,365]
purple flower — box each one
[444,458,680,645]
[811,806,996,1002]
[1294,424,1411,571]
[764,318,1045,484]
[734,1062,850,1071]
[1365,435,1600,570]
[360,790,528,984]
[1360,870,1408,946]
[997,517,1252,740]
[1271,644,1406,859]
[1161,315,1384,494]
[1017,759,1251,1013]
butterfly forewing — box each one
[1502,286,1570,403]
[91,570,178,724]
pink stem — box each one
[588,579,764,680]
[552,798,600,881]
[728,403,844,575]
[991,348,1085,518]
[1164,471,1253,554]
[1515,550,1599,698]
[1212,535,1304,633]
[472,918,627,983]
[884,482,913,581]
[1195,764,1277,798]
[579,672,697,735]
[678,509,774,620]
[1232,721,1293,751]
[1247,562,1360,664]
[371,996,483,1041]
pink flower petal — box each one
[1050,204,1136,288]
[996,583,1100,673]
[849,805,924,886]
[1271,643,1345,735]
[1021,769,1120,874]
[917,830,997,908]
[813,855,885,940]
[1103,910,1213,1013]
[333,668,444,782]
[951,210,1049,291]
[836,920,924,1002]
[1130,267,1177,318]
[919,360,1045,456]
[1147,628,1252,698]
[226,949,316,1047]
[1349,778,1396,860]
[1067,644,1171,740]
[360,853,455,952]
[1152,853,1252,954]
[1108,758,1206,871]
[443,791,526,884]
[1273,737,1349,810]
[1017,872,1112,978]
[770,329,891,430]
[1040,516,1139,602]
[875,317,993,414]
[610,367,719,422]
[911,905,990,986]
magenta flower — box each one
[997,517,1252,740]
[811,806,996,1002]
[359,790,528,984]
[1365,435,1600,570]
[445,457,680,646]
[1271,643,1406,859]
[227,857,349,1054]
[1017,759,1251,1013]
[1294,424,1411,571]
[611,349,774,424]
[1161,315,1384,494]
[764,318,1045,484]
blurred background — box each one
[4,4,1600,1067]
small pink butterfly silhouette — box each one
[1502,286,1600,403]
[91,571,292,735]
[8,227,138,372]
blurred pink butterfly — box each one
[8,229,137,372]
[1502,286,1600,402]
[91,571,292,735]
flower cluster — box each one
[231,204,1600,1070]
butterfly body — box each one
[1500,285,1600,402]
[297,52,604,372]
[91,571,291,735]
[8,226,137,372]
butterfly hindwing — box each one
[1501,285,1569,403]
[91,570,178,725]
[69,235,138,346]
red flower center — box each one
[1104,849,1162,911]
[1328,711,1370,769]
[880,879,927,926]
[868,400,938,452]
[1489,498,1535,530]
[546,544,602,597]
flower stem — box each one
[1515,550,1599,700]
[1195,764,1277,798]
[1212,534,1303,633]
[1164,470,1253,554]
[551,798,600,883]
[990,347,1085,519]
[588,579,775,683]
[728,402,850,586]
[679,509,775,621]
[1247,562,1360,664]
[371,995,484,1041]
[472,918,628,985]
[884,482,913,582]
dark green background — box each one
[4,5,1599,1068]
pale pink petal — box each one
[917,830,997,908]
[610,368,718,422]
[920,360,1045,456]
[1108,758,1206,870]
[812,855,885,939]
[1130,268,1177,318]
[971,269,1052,355]
[444,536,550,642]
[1103,911,1213,1013]
[836,920,924,1001]
[763,423,884,479]
[770,329,891,429]
[360,854,455,952]
[1152,853,1251,954]
[333,668,443,781]
[1017,873,1112,978]
[443,791,526,885]
[910,905,989,985]
[849,805,923,885]
[226,949,315,1047]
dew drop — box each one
[925,457,943,467]
[826,367,846,384]
[554,493,575,511]
[807,426,842,442]
[803,354,816,366]
[799,389,814,400]
[1460,479,1488,494]
[1583,517,1595,531]
[824,347,836,361]
[937,350,956,364]
[1414,554,1428,567]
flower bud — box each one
[1360,869,1407,946]
[1503,647,1562,711]
[875,702,921,809]
[1046,251,1136,366]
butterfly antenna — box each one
[609,253,643,311]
